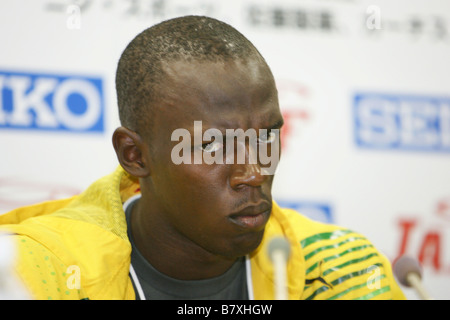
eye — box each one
[201,141,223,153]
[258,130,277,144]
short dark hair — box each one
[115,15,268,137]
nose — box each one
[229,142,268,189]
[230,163,267,189]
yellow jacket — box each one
[0,166,405,300]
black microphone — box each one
[393,255,433,300]
[267,237,291,300]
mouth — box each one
[228,202,272,230]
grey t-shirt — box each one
[125,198,248,300]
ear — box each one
[112,126,150,178]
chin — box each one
[221,228,266,259]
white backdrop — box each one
[0,0,449,300]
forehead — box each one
[155,58,281,131]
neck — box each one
[129,196,238,281]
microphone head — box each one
[267,236,291,262]
[0,233,15,271]
[393,255,423,287]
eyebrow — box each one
[185,113,284,138]
[203,117,284,134]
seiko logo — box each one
[0,70,104,132]
[276,200,333,223]
[354,93,450,151]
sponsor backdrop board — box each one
[1,0,449,300]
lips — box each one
[229,202,272,230]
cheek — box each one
[159,163,229,209]
[175,162,228,186]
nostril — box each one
[229,164,267,189]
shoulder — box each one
[2,233,87,300]
[272,202,348,243]
[273,202,406,300]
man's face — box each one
[142,58,283,260]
